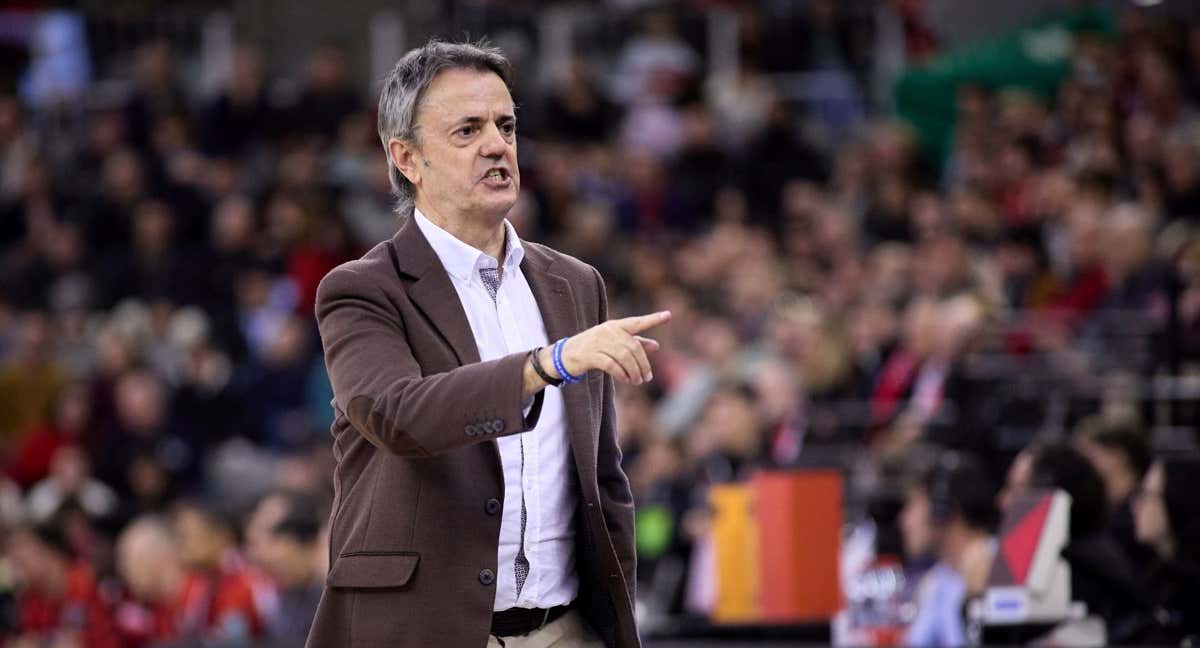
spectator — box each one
[115,515,258,644]
[0,97,38,234]
[999,442,1142,636]
[7,381,92,489]
[97,198,186,307]
[612,8,699,106]
[25,444,117,524]
[900,451,998,647]
[686,382,765,487]
[123,41,188,153]
[7,522,120,648]
[1129,456,1200,644]
[200,45,274,158]
[1162,124,1200,220]
[171,499,270,639]
[94,370,194,512]
[0,311,65,447]
[666,104,733,233]
[740,102,827,222]
[290,45,360,142]
[242,315,320,450]
[1074,416,1156,572]
[247,490,327,641]
[543,58,619,143]
[615,9,697,158]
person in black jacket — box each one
[1130,456,1200,645]
[1000,442,1143,638]
[1074,418,1157,573]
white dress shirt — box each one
[413,208,578,611]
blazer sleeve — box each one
[591,266,638,603]
[315,265,544,457]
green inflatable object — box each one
[894,7,1116,167]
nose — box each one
[478,123,508,159]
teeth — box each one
[487,170,503,180]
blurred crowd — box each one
[1,0,1200,646]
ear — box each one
[388,138,422,189]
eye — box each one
[457,125,476,137]
[500,122,516,136]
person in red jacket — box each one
[6,523,121,648]
[6,382,92,490]
[115,514,261,644]
[172,499,270,637]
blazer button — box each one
[585,501,595,510]
[609,571,620,579]
[464,424,476,437]
[479,569,495,586]
[485,498,501,515]
[493,418,505,433]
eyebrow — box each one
[454,114,517,128]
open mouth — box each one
[482,167,511,185]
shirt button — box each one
[485,498,501,515]
[479,569,495,586]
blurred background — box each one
[2,0,1200,646]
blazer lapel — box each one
[388,217,481,367]
[522,246,599,483]
[388,217,507,485]
[389,218,597,485]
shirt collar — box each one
[413,207,524,284]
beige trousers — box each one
[486,609,606,648]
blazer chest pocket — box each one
[326,551,420,590]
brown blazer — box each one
[305,216,640,648]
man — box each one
[998,443,1142,636]
[114,515,259,644]
[171,499,269,638]
[248,490,327,641]
[7,522,121,648]
[898,451,998,647]
[307,40,667,648]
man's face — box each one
[899,487,936,559]
[258,534,312,587]
[245,494,288,566]
[402,68,519,221]
[116,530,166,602]
[174,508,227,569]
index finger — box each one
[615,310,672,334]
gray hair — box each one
[376,39,513,216]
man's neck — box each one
[942,525,992,595]
[942,525,986,572]
[416,202,507,263]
